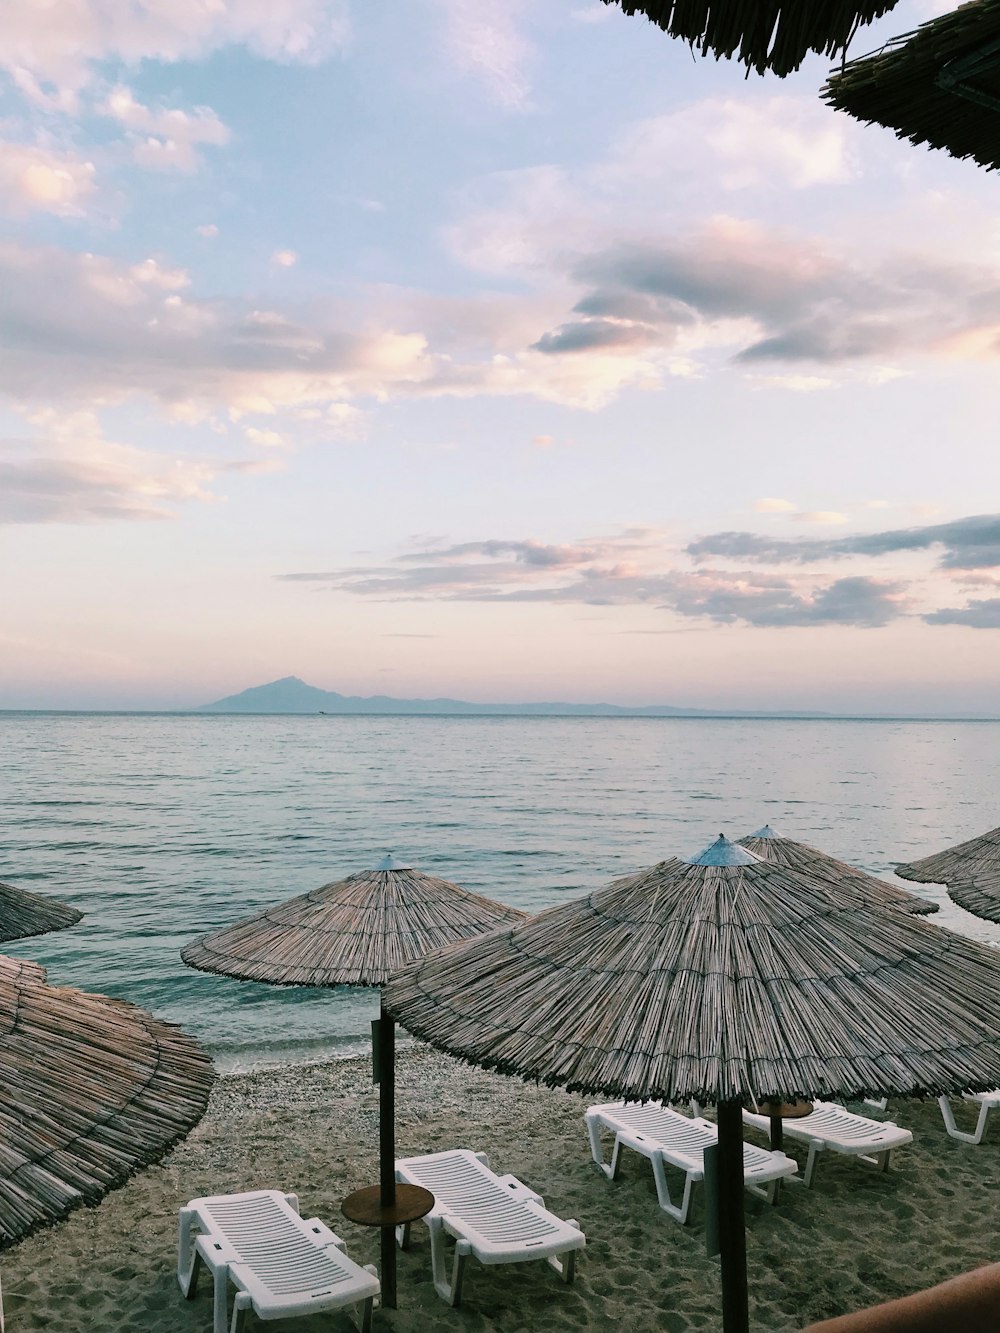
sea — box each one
[1,712,998,1073]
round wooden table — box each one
[341,1182,434,1229]
[755,1099,814,1151]
[341,1183,434,1308]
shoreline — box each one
[4,1047,999,1331]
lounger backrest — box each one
[196,1192,361,1300]
[804,1105,899,1146]
[399,1152,563,1249]
[604,1103,717,1166]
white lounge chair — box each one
[585,1101,798,1224]
[742,1102,913,1187]
[395,1148,585,1307]
[939,1091,1000,1145]
[178,1189,380,1333]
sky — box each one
[2,0,999,714]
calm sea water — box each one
[1,713,998,1072]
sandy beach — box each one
[3,1046,998,1332]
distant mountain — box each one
[196,676,835,718]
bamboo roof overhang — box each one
[739,825,937,915]
[603,0,902,75]
[383,835,1000,1108]
[0,881,82,943]
[897,824,1000,923]
[825,1,1000,172]
[182,861,527,989]
[0,954,213,1249]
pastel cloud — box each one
[925,599,1000,629]
[102,87,229,172]
[431,0,534,109]
[0,411,227,523]
[278,532,912,629]
[0,0,351,91]
[687,513,1000,571]
[0,140,96,215]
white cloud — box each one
[102,87,229,172]
[245,426,287,448]
[431,0,534,109]
[271,249,299,268]
[2,409,224,523]
[608,98,856,193]
[0,0,352,92]
[0,140,96,215]
[196,223,219,238]
[755,498,796,513]
[748,373,835,392]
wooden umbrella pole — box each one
[376,1001,398,1308]
[717,1100,750,1333]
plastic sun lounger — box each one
[395,1148,585,1307]
[585,1102,798,1224]
[742,1102,913,1187]
[939,1090,1000,1145]
[178,1189,380,1333]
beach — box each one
[3,1046,998,1332]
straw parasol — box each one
[0,880,82,943]
[603,0,902,76]
[384,833,1000,1333]
[896,823,1000,922]
[182,854,525,1306]
[738,823,937,915]
[825,1,1000,172]
[0,952,214,1250]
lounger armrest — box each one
[195,1231,240,1269]
[497,1173,543,1204]
[300,1216,344,1249]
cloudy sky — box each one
[2,0,998,713]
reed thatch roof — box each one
[897,824,1000,922]
[604,0,902,75]
[0,953,213,1249]
[182,856,526,989]
[825,1,1000,172]
[739,825,937,915]
[384,835,1000,1107]
[0,880,82,943]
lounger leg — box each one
[347,1269,378,1333]
[395,1221,411,1250]
[939,1096,993,1146]
[212,1264,231,1333]
[448,1242,470,1307]
[803,1144,820,1188]
[177,1208,201,1298]
[585,1115,611,1175]
[229,1292,250,1333]
[546,1225,579,1284]
[649,1152,688,1223]
[428,1216,470,1306]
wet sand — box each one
[3,1047,998,1331]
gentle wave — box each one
[1,712,998,1068]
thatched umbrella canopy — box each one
[0,952,213,1250]
[897,823,1000,922]
[825,1,1000,172]
[603,0,902,75]
[182,855,524,987]
[0,880,82,943]
[738,824,937,916]
[182,854,525,1307]
[384,834,1000,1333]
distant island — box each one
[197,676,837,718]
